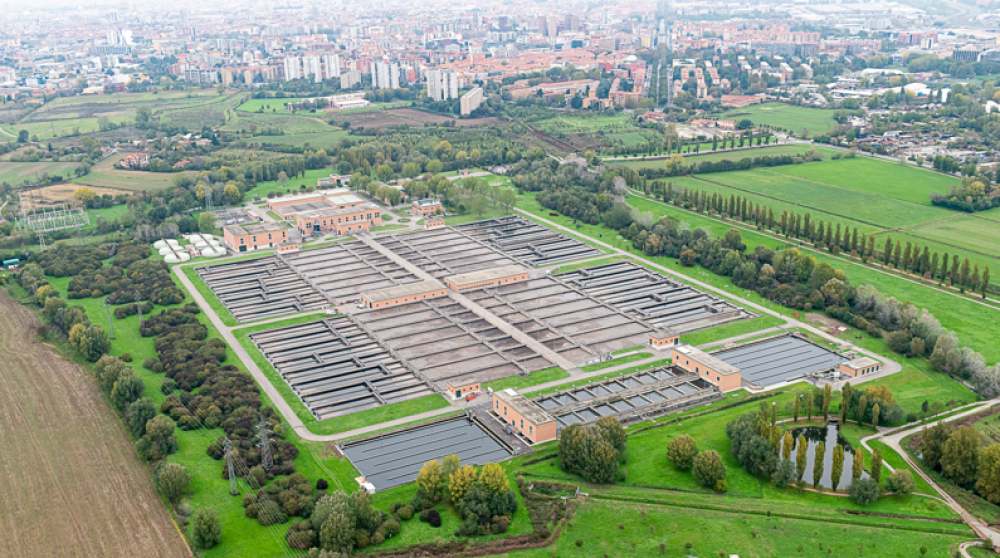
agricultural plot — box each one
[697,167,953,229]
[0,294,189,558]
[344,108,498,129]
[250,129,350,148]
[15,90,232,139]
[610,144,824,170]
[719,102,839,136]
[774,157,958,206]
[73,169,184,192]
[665,174,883,235]
[0,161,80,186]
[224,111,332,134]
[245,166,342,198]
[879,216,1000,275]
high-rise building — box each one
[324,53,341,78]
[283,56,302,80]
[340,70,362,89]
[460,87,483,115]
[179,9,188,26]
[302,55,322,83]
[565,15,580,32]
[426,68,459,101]
[371,61,399,89]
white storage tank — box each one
[177,252,191,262]
[158,247,174,256]
[164,254,180,263]
[153,240,168,249]
[166,239,180,247]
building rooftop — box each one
[676,345,741,376]
[360,279,445,303]
[414,198,442,207]
[327,193,364,205]
[496,389,556,425]
[297,201,381,219]
[271,188,350,204]
[223,222,289,236]
[445,265,528,287]
[842,356,880,370]
[649,327,678,339]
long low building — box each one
[360,280,448,309]
[671,345,742,392]
[443,265,529,292]
[492,388,558,444]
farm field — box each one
[774,156,958,206]
[73,169,183,191]
[235,98,409,114]
[223,111,332,134]
[903,214,1000,263]
[719,103,840,136]
[0,160,80,185]
[609,143,822,169]
[695,167,953,229]
[343,107,498,129]
[667,174,883,234]
[15,90,235,139]
[0,293,190,558]
[252,129,350,148]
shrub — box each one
[848,478,881,505]
[667,434,698,470]
[120,352,133,362]
[692,450,727,489]
[317,479,329,490]
[398,505,414,520]
[428,509,441,528]
[190,508,222,549]
[156,462,191,505]
[161,378,178,395]
[256,500,288,526]
[885,470,915,497]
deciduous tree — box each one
[813,442,826,488]
[831,445,845,491]
[942,426,980,486]
[156,462,191,505]
[975,444,1000,504]
[853,446,864,480]
[667,435,699,470]
[190,508,222,549]
[692,450,727,491]
[885,470,915,498]
[796,435,808,481]
[870,448,884,483]
[449,465,477,503]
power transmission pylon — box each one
[224,438,239,496]
[256,415,273,471]
[103,298,115,340]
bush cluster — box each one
[34,245,108,277]
[558,416,627,484]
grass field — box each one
[774,156,958,206]
[0,161,80,185]
[252,129,350,148]
[245,166,341,199]
[0,293,191,558]
[680,314,786,346]
[719,103,840,136]
[73,169,182,191]
[694,167,952,230]
[223,112,332,134]
[609,144,824,170]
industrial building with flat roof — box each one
[360,280,448,309]
[493,388,558,444]
[223,222,293,252]
[443,265,529,292]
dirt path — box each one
[0,293,190,558]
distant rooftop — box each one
[445,265,528,287]
[361,279,446,303]
[224,222,289,236]
[496,389,556,425]
[675,345,741,376]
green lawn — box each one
[695,167,952,230]
[581,352,654,372]
[246,166,342,199]
[719,103,840,136]
[481,367,570,393]
[0,161,80,185]
[609,144,816,170]
[681,314,786,346]
[252,129,350,148]
[506,496,968,558]
[774,156,958,206]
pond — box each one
[780,423,868,490]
